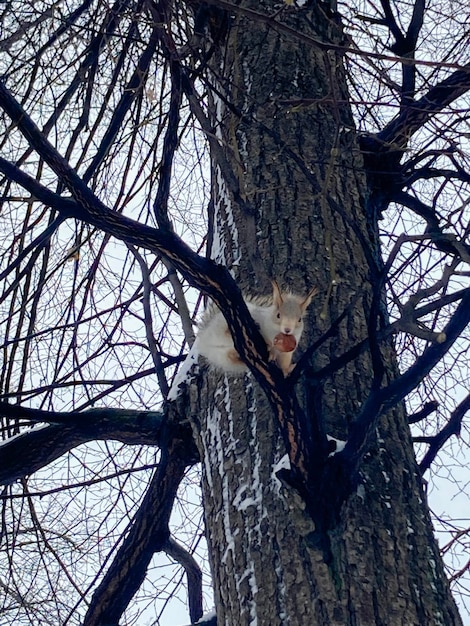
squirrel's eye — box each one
[276,312,281,319]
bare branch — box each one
[307,287,468,386]
[0,86,266,371]
[419,394,470,474]
[338,287,470,480]
[83,438,189,626]
[128,245,170,397]
[164,259,197,348]
[0,3,59,52]
[164,537,203,623]
[408,401,439,424]
[81,6,159,183]
[152,57,183,230]
[0,403,170,485]
[378,63,470,150]
[382,288,470,408]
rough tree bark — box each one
[187,2,463,625]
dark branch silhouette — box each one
[418,394,470,474]
[83,437,190,626]
[0,404,169,484]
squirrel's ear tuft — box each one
[301,286,319,310]
[271,280,283,306]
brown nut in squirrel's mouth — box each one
[273,333,297,353]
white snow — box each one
[211,163,241,267]
[327,434,346,456]
[0,422,50,450]
[200,380,239,567]
[195,609,216,624]
[209,88,241,268]
[167,345,199,401]
[356,483,366,501]
[271,453,291,492]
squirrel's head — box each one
[271,281,318,335]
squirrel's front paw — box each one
[267,345,277,362]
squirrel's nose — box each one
[284,327,292,334]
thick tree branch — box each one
[83,437,189,626]
[379,0,425,106]
[378,63,470,150]
[0,403,175,485]
[164,537,203,623]
[360,63,470,213]
[0,84,266,372]
[0,423,90,486]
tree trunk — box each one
[189,2,462,624]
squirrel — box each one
[195,281,318,376]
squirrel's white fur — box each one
[195,281,317,376]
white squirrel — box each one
[195,281,318,376]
